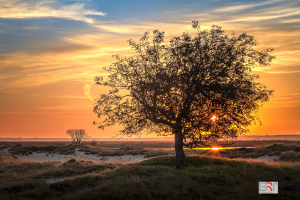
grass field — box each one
[1,142,300,199]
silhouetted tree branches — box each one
[66,129,89,145]
[93,21,275,168]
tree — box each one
[66,129,89,145]
[93,21,275,168]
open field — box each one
[1,151,300,199]
[1,141,300,199]
[2,141,300,161]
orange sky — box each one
[0,0,300,138]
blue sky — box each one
[0,0,300,138]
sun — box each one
[211,147,219,151]
[211,115,218,122]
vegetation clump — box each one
[79,145,153,157]
[8,144,76,155]
[279,150,300,162]
[90,141,98,146]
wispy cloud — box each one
[213,0,281,12]
[33,105,92,111]
[36,44,96,54]
[83,84,94,102]
[22,27,39,30]
[94,24,149,34]
[224,9,300,23]
[93,22,207,39]
[280,18,300,23]
[265,94,300,108]
[207,0,300,24]
[0,52,112,90]
[0,0,105,23]
[214,4,255,12]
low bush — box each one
[279,150,300,162]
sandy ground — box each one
[2,147,146,163]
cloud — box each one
[213,0,282,12]
[93,22,203,39]
[22,27,39,30]
[36,44,96,54]
[265,94,300,108]
[0,0,105,23]
[83,84,94,102]
[0,17,298,90]
[33,105,92,111]
[223,9,300,23]
[175,0,299,31]
[280,18,300,23]
[214,4,258,12]
[94,25,145,34]
[209,1,300,24]
[0,52,112,90]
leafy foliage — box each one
[93,21,275,149]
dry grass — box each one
[1,149,300,199]
[0,150,21,164]
[1,142,300,199]
[2,142,174,158]
[202,143,298,159]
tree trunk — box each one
[175,130,186,169]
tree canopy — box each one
[93,21,275,168]
[66,129,89,145]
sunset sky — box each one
[0,0,300,138]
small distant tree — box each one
[66,129,89,145]
[93,21,275,168]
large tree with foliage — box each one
[93,21,275,168]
